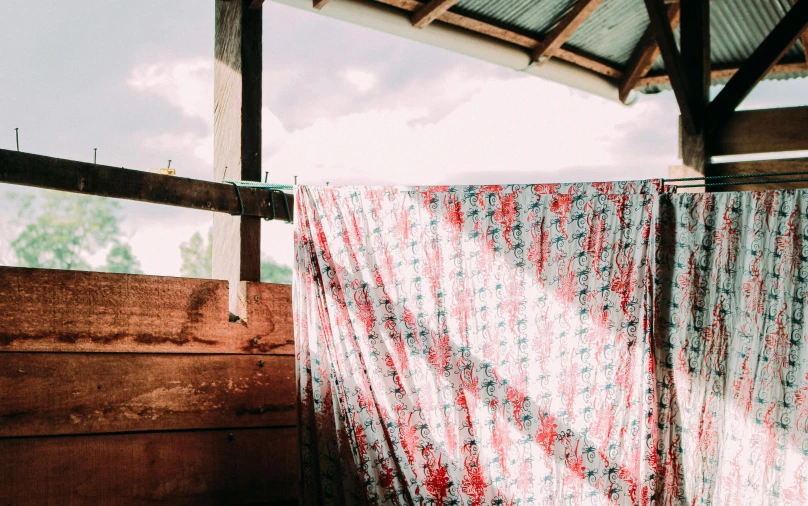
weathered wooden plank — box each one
[0,267,293,354]
[531,0,604,64]
[711,106,808,156]
[706,157,808,191]
[412,0,459,28]
[708,0,808,133]
[618,3,680,103]
[0,149,293,222]
[0,427,299,506]
[635,61,808,87]
[0,353,295,437]
[214,0,264,316]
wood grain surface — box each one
[0,267,293,354]
[0,427,299,506]
[0,353,295,437]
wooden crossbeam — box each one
[643,0,696,134]
[708,0,808,133]
[531,0,603,64]
[313,0,330,9]
[412,0,459,28]
[635,61,808,87]
[711,106,808,156]
[0,149,293,221]
[618,3,680,103]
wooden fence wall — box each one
[0,266,298,505]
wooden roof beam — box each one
[313,0,330,9]
[643,0,697,134]
[618,3,680,103]
[800,27,808,63]
[375,0,623,78]
[412,0,460,28]
[531,0,604,64]
[635,61,808,87]
[708,0,808,133]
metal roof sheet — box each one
[431,0,808,90]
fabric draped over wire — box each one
[295,183,808,505]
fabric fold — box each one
[296,182,662,505]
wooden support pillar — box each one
[678,0,710,174]
[213,0,262,316]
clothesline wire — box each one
[673,177,808,188]
[665,169,808,182]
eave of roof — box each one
[279,0,808,102]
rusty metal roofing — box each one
[445,0,807,91]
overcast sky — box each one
[1,0,806,273]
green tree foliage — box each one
[105,243,143,274]
[9,191,142,273]
[261,260,292,284]
[179,228,291,284]
[179,230,213,278]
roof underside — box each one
[364,0,808,94]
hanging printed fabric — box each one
[294,181,664,505]
[655,191,808,505]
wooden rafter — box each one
[708,0,808,133]
[374,0,623,78]
[531,0,603,64]
[313,0,330,10]
[643,0,696,134]
[802,28,808,61]
[635,61,808,87]
[618,3,680,103]
[412,0,459,28]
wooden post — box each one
[678,0,710,174]
[213,0,262,316]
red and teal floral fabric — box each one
[295,181,662,505]
[295,183,808,505]
[655,191,808,505]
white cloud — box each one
[122,56,681,272]
[342,68,379,93]
[264,76,676,187]
[128,58,213,126]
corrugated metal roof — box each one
[437,0,808,90]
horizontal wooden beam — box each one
[313,0,330,9]
[412,0,459,28]
[634,61,808,87]
[0,428,298,505]
[0,353,295,437]
[619,3,680,102]
[0,267,294,354]
[375,0,623,78]
[0,149,293,222]
[532,0,604,64]
[709,0,808,133]
[706,157,808,191]
[711,106,808,156]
